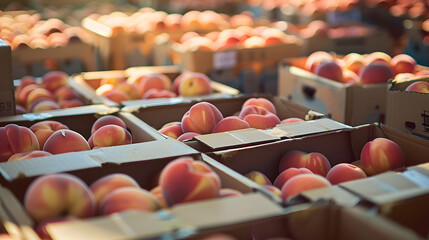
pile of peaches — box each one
[245,137,405,202]
[0,115,132,162]
[257,0,359,15]
[172,25,298,52]
[14,71,84,114]
[301,51,429,85]
[364,0,429,20]
[0,13,85,50]
[94,71,214,103]
[159,97,304,142]
[20,156,240,239]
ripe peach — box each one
[280,174,331,201]
[343,53,366,75]
[243,36,265,48]
[181,102,223,134]
[90,173,140,208]
[200,234,238,240]
[274,167,313,189]
[54,86,79,102]
[301,20,330,38]
[8,150,52,161]
[279,150,331,177]
[143,89,177,99]
[29,99,61,113]
[360,137,405,176]
[88,124,132,149]
[95,83,115,96]
[30,120,69,149]
[115,82,141,100]
[24,173,96,223]
[219,188,243,198]
[212,116,250,133]
[139,73,172,97]
[18,84,39,105]
[177,72,213,97]
[280,118,304,124]
[177,132,200,142]
[100,77,125,87]
[342,69,360,85]
[159,157,221,207]
[239,105,280,130]
[0,234,15,240]
[43,129,90,154]
[159,122,184,139]
[183,36,213,51]
[241,97,276,115]
[415,70,429,77]
[0,124,40,162]
[91,115,127,135]
[326,163,367,185]
[315,61,343,82]
[25,88,55,108]
[212,35,241,51]
[245,171,272,185]
[41,71,69,93]
[104,89,129,103]
[359,62,395,85]
[150,185,168,209]
[404,81,429,93]
[59,99,84,109]
[264,185,282,197]
[305,51,334,73]
[390,54,417,75]
[365,52,392,65]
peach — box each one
[177,132,200,142]
[274,167,313,189]
[88,124,132,149]
[264,185,282,198]
[15,76,36,95]
[415,70,429,77]
[239,105,280,130]
[405,81,429,93]
[24,173,96,223]
[219,188,243,198]
[29,99,61,113]
[150,185,168,209]
[212,116,251,133]
[0,234,14,240]
[280,174,331,201]
[100,77,125,87]
[305,51,334,73]
[159,157,221,207]
[90,173,140,208]
[315,61,343,82]
[115,82,141,100]
[41,71,69,93]
[245,171,272,185]
[261,28,288,46]
[359,62,395,85]
[30,120,69,149]
[104,89,129,103]
[343,53,366,75]
[390,54,417,75]
[181,102,223,134]
[342,69,360,85]
[360,137,405,176]
[212,35,241,51]
[365,52,392,65]
[0,124,40,162]
[8,150,52,161]
[183,36,213,51]
[18,84,39,105]
[91,115,127,135]
[54,86,79,102]
[143,89,177,99]
[159,122,184,139]
[60,99,84,109]
[279,150,331,177]
[43,129,90,154]
[326,163,367,185]
[200,234,238,240]
[139,73,172,97]
[25,88,55,108]
[280,117,304,124]
[241,97,276,115]
[177,72,213,97]
[35,216,76,240]
[301,20,330,38]
[95,83,115,96]
[243,36,265,48]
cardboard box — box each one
[386,77,429,139]
[0,40,15,116]
[0,104,163,142]
[121,94,347,152]
[207,123,429,207]
[71,65,240,107]
[278,57,389,126]
[0,141,284,240]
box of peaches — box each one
[0,113,285,239]
[70,65,240,107]
[206,121,429,238]
[278,51,429,126]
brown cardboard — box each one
[71,65,240,107]
[278,59,389,126]
[0,40,15,116]
[386,77,429,139]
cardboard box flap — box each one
[268,118,351,138]
[0,139,199,181]
[289,185,360,208]
[47,210,173,240]
[193,128,280,150]
[408,162,429,177]
[170,193,284,231]
[340,171,429,205]
[389,77,429,91]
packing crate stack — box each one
[1,1,429,239]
